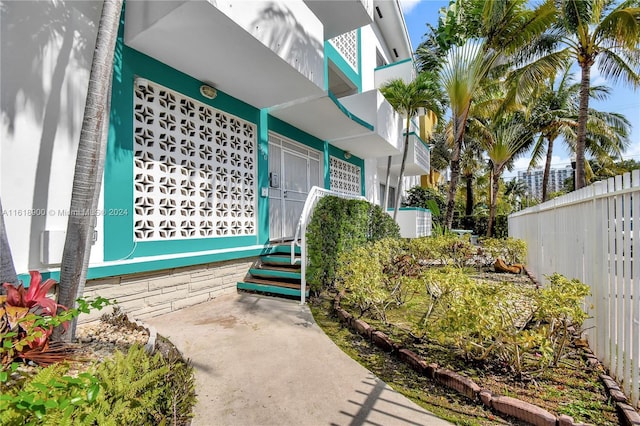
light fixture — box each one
[344,151,352,159]
[134,77,149,90]
[200,84,217,99]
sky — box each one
[399,0,640,178]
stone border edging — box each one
[333,293,609,426]
[127,314,157,354]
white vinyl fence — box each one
[509,170,639,408]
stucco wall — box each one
[1,1,102,274]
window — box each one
[379,184,396,209]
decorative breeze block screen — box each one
[329,30,358,71]
[330,156,361,196]
[133,81,256,241]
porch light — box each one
[344,151,352,159]
[200,84,217,99]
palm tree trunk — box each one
[383,156,391,210]
[393,116,412,220]
[465,173,474,216]
[0,198,18,286]
[55,0,123,342]
[541,136,555,202]
[487,167,500,237]
[575,64,591,190]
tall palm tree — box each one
[528,67,630,200]
[482,119,533,235]
[432,0,556,230]
[380,72,444,220]
[521,0,640,189]
[56,0,123,342]
[439,40,499,229]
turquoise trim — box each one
[396,207,431,212]
[249,268,301,280]
[133,236,257,257]
[262,255,301,265]
[268,115,325,152]
[324,41,362,93]
[106,12,263,263]
[404,131,429,149]
[327,91,373,131]
[19,248,263,284]
[323,141,331,188]
[265,245,301,255]
[237,282,308,297]
[373,57,413,71]
[258,109,270,245]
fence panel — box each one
[508,171,640,408]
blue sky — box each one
[400,0,640,176]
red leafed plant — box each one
[1,271,70,365]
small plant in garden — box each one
[1,274,111,366]
[480,237,527,265]
[337,239,420,323]
[532,273,590,366]
[0,344,196,425]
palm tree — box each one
[527,67,630,200]
[0,197,18,286]
[482,119,532,235]
[56,0,123,342]
[521,0,640,189]
[380,72,444,220]
[431,0,556,230]
[439,41,497,229]
[504,179,528,210]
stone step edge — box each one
[332,292,608,426]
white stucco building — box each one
[1,0,433,312]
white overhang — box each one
[270,89,403,159]
[373,0,413,60]
[124,0,325,109]
[304,0,373,39]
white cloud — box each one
[400,0,421,14]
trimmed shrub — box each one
[306,196,399,291]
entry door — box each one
[269,135,321,241]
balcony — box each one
[124,0,325,109]
[374,58,416,89]
[304,0,373,39]
[379,132,430,176]
[269,89,402,159]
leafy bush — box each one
[307,196,399,291]
[0,345,196,425]
[453,214,509,237]
[480,238,527,265]
[0,363,100,425]
[335,235,588,379]
[408,235,476,267]
[1,272,111,367]
[336,239,420,322]
[403,186,447,226]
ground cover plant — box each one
[0,274,196,425]
[321,236,619,424]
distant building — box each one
[517,166,573,199]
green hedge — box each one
[306,196,399,291]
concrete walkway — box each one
[147,292,452,426]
